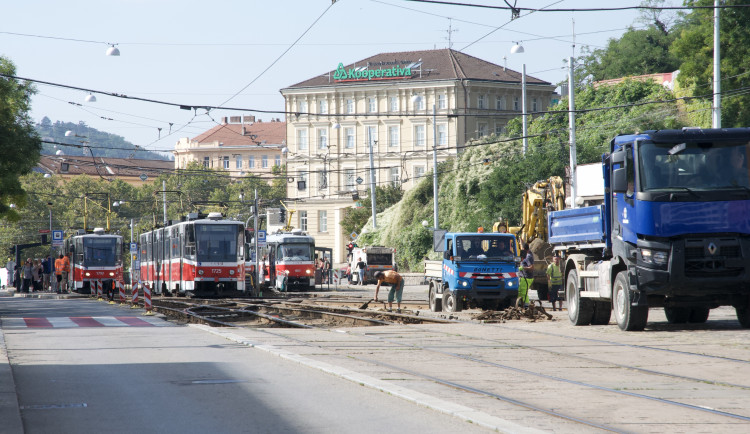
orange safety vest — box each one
[54,258,64,275]
[62,256,70,273]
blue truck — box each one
[548,128,750,330]
[425,231,520,312]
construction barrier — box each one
[131,283,139,308]
[143,283,153,315]
[96,280,103,300]
[118,281,126,303]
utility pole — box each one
[368,128,377,229]
[254,189,260,297]
[432,104,439,230]
[712,0,721,128]
[568,57,578,209]
[162,180,168,225]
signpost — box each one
[52,230,64,248]
[257,230,267,248]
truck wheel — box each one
[688,307,710,323]
[429,285,442,312]
[444,292,462,313]
[664,307,690,324]
[613,271,648,331]
[591,301,612,325]
[566,268,593,325]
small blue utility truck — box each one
[425,231,519,312]
[549,128,750,330]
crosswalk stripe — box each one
[1,316,171,328]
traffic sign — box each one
[52,230,64,247]
[130,243,138,254]
[39,229,50,234]
[257,230,267,248]
[356,176,363,184]
[139,173,148,181]
[350,232,357,239]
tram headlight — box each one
[306,269,312,275]
[109,272,115,277]
[198,269,204,275]
[85,272,91,277]
[229,269,235,275]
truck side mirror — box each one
[612,167,627,193]
[443,250,451,260]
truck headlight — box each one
[640,248,669,266]
[505,279,517,288]
[458,279,470,288]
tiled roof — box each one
[38,155,174,179]
[192,121,286,147]
[283,48,551,89]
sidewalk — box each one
[0,287,23,433]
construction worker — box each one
[546,255,563,311]
[518,248,534,307]
[54,254,65,293]
[62,253,71,293]
[373,270,404,313]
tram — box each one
[139,212,246,297]
[262,229,316,291]
[63,228,124,294]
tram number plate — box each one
[212,269,221,274]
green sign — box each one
[333,63,412,82]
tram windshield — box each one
[195,224,240,262]
[277,242,313,261]
[83,238,117,266]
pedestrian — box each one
[13,265,20,290]
[373,270,405,313]
[5,258,15,286]
[62,252,71,292]
[54,254,65,293]
[355,257,366,285]
[546,255,563,311]
[323,257,330,283]
[42,255,52,291]
[32,259,42,292]
[518,248,534,307]
[22,258,33,293]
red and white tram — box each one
[139,212,246,297]
[262,230,316,291]
[63,228,124,294]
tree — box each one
[0,56,42,220]
[671,0,750,127]
[340,184,404,237]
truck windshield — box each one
[195,224,240,262]
[83,238,117,266]
[277,243,313,261]
[639,141,750,192]
[455,236,515,261]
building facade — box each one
[280,48,557,264]
[173,116,285,179]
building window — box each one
[297,129,308,150]
[389,96,398,112]
[318,99,327,114]
[298,100,307,113]
[513,96,520,111]
[275,155,281,167]
[317,128,328,150]
[367,126,377,148]
[223,156,229,169]
[346,98,354,114]
[414,94,424,111]
[496,96,505,111]
[415,125,425,148]
[262,155,268,168]
[437,124,447,146]
[249,155,255,168]
[368,97,377,113]
[478,123,488,138]
[203,157,209,168]
[415,165,425,179]
[235,155,242,169]
[477,94,486,109]
[438,94,447,109]
[345,127,355,149]
[298,170,308,191]
[318,170,327,190]
[299,211,308,231]
[532,97,538,112]
[388,126,399,148]
[345,168,356,190]
[390,167,399,187]
[319,210,327,233]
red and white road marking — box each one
[1,316,171,328]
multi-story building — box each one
[37,155,174,187]
[280,48,557,263]
[173,116,285,179]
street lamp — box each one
[511,42,528,156]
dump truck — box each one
[349,245,396,284]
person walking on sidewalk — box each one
[42,255,52,291]
[54,254,65,293]
[373,270,405,313]
[21,258,33,293]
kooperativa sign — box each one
[333,62,413,82]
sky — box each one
[1,0,678,157]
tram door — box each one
[154,228,164,295]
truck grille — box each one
[684,238,743,278]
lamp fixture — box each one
[510,42,525,54]
[85,93,97,103]
[106,44,120,56]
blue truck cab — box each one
[426,232,519,313]
[548,128,750,330]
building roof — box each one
[38,154,174,180]
[283,48,551,90]
[191,119,286,147]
